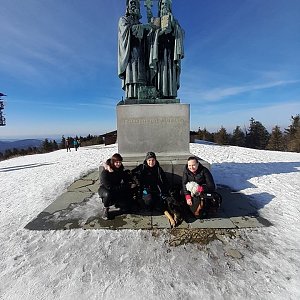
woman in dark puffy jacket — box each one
[98,153,131,220]
[132,151,170,211]
[182,156,216,217]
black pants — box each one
[98,186,130,208]
[189,195,203,214]
[141,191,166,212]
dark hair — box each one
[110,153,123,170]
[187,156,198,162]
[145,151,156,160]
[111,153,123,163]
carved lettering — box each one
[123,117,185,125]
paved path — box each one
[25,171,272,231]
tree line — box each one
[0,134,104,161]
[193,115,300,152]
[1,115,299,161]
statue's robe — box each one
[149,16,184,98]
[118,16,148,99]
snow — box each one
[0,143,300,300]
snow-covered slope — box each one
[0,144,299,300]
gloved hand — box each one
[185,194,192,206]
[197,185,204,193]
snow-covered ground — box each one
[0,143,299,300]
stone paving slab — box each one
[188,217,236,229]
[25,171,272,231]
[43,191,93,214]
[152,214,173,229]
[83,213,152,230]
[230,216,270,228]
[67,180,95,192]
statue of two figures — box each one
[118,0,184,102]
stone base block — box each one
[117,103,190,156]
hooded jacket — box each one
[182,163,215,196]
[132,160,169,195]
[100,164,130,192]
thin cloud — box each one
[182,80,300,102]
[77,101,116,109]
[0,1,117,83]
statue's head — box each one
[159,0,172,16]
[126,0,142,19]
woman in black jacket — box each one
[132,151,170,211]
[182,156,216,217]
[98,153,131,220]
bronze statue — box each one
[118,0,184,100]
[150,0,184,98]
[118,0,150,99]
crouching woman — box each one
[182,156,216,218]
[132,151,170,211]
[98,153,131,220]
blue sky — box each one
[0,0,300,139]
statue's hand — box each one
[165,27,172,35]
[131,24,138,33]
[143,23,153,31]
[159,26,171,36]
[132,24,144,39]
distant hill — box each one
[0,139,43,153]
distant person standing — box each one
[65,137,71,152]
[73,138,79,151]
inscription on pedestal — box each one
[123,117,185,125]
[117,104,190,156]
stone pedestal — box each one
[117,103,190,157]
[116,102,210,187]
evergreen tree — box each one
[19,148,27,156]
[288,127,300,152]
[246,117,270,149]
[231,126,246,147]
[266,125,285,151]
[4,149,13,159]
[60,135,66,149]
[42,138,52,153]
[32,147,39,154]
[52,140,59,150]
[214,126,229,145]
[285,115,300,152]
[285,115,300,137]
[93,135,102,144]
[197,127,214,142]
[12,148,19,156]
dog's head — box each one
[126,170,140,186]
